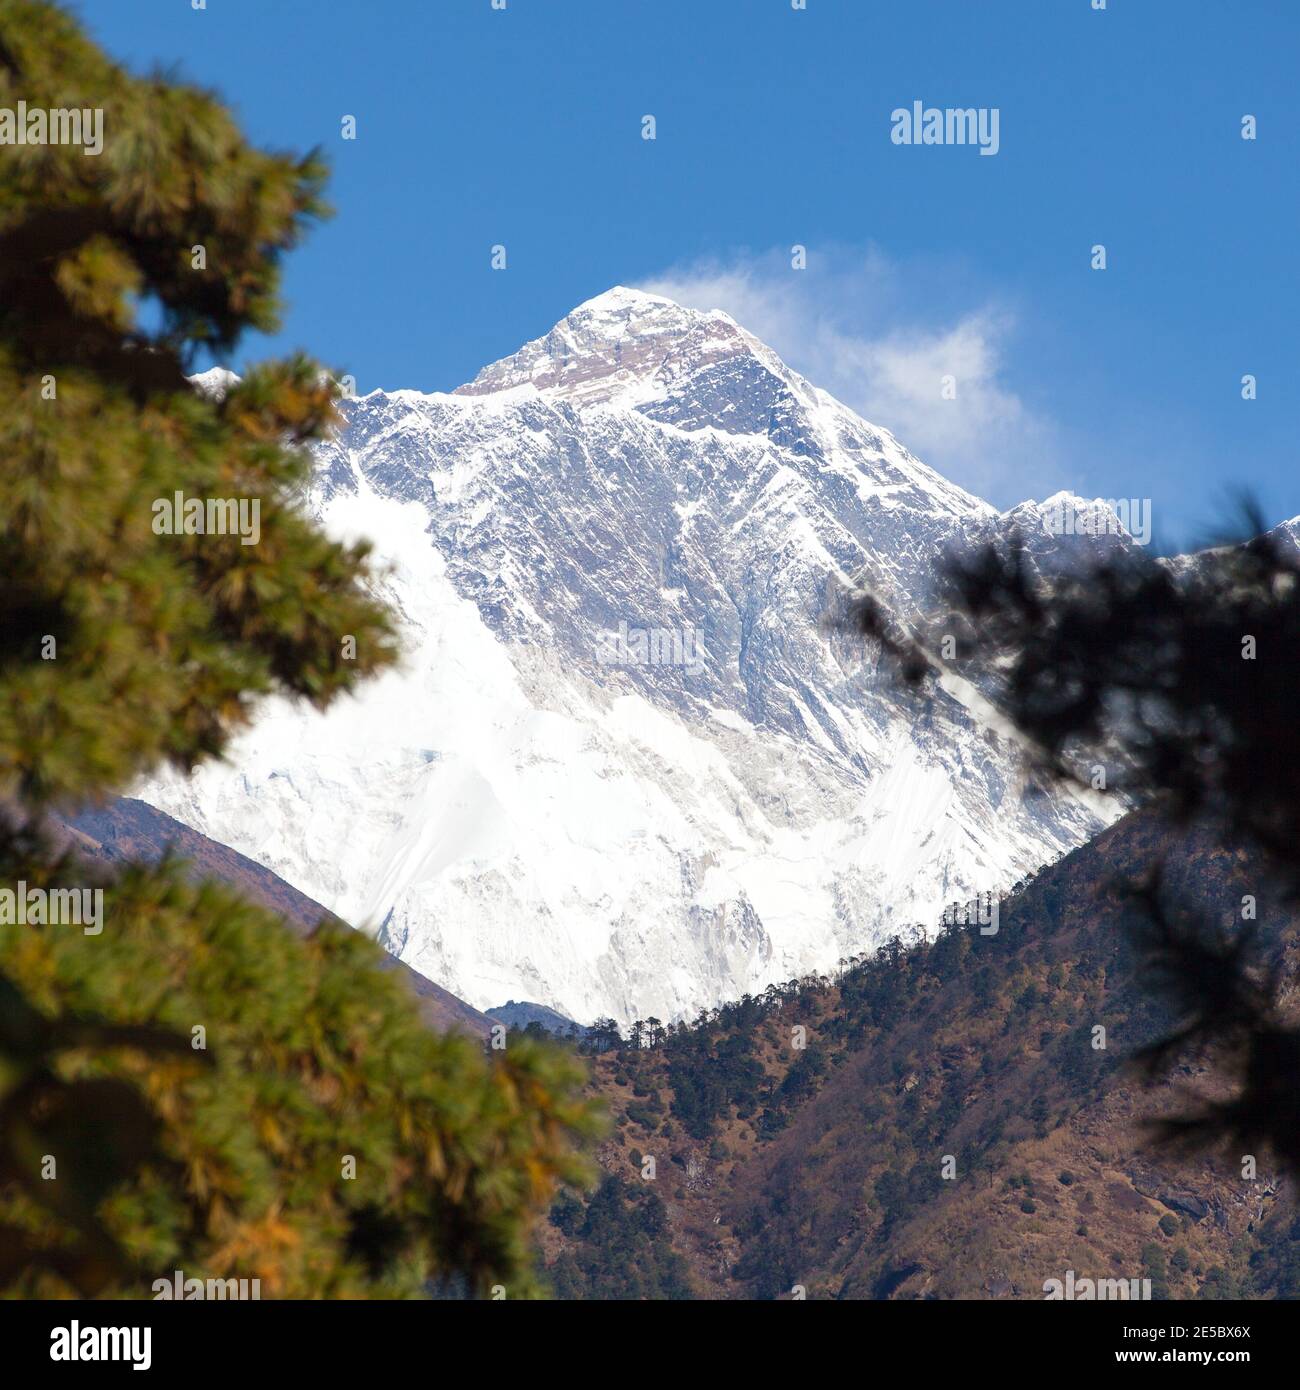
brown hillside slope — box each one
[51,798,494,1038]
[552,810,1297,1299]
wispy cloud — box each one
[639,246,1067,505]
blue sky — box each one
[78,0,1298,550]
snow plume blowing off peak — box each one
[145,288,1125,1027]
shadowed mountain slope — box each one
[52,798,493,1038]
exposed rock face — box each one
[138,287,1125,1025]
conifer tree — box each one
[846,512,1300,1175]
[0,0,596,1297]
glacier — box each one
[139,287,1123,1025]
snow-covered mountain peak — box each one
[997,490,1150,565]
[444,285,986,528]
[1003,489,1124,526]
[454,283,803,422]
[144,290,1124,1026]
[189,366,241,400]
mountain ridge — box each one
[53,798,494,1038]
[139,288,1130,1025]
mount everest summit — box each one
[143,287,1126,1025]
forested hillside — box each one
[541,810,1300,1299]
